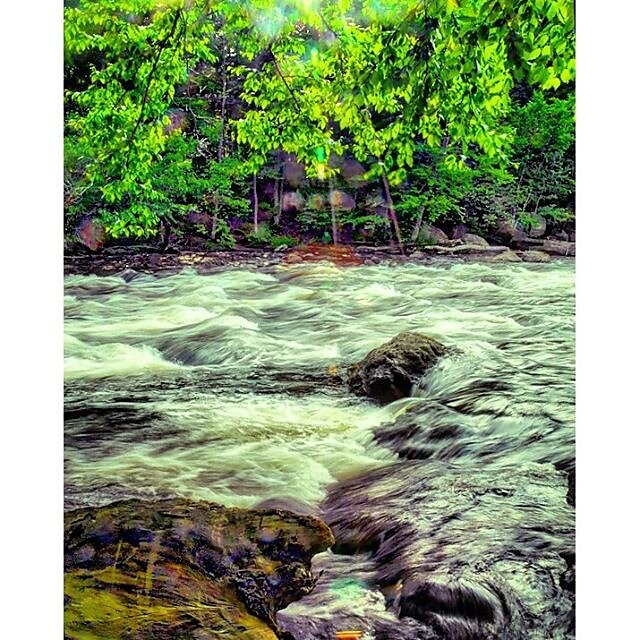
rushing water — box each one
[64,259,575,639]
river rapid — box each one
[64,259,575,639]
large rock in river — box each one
[348,332,447,404]
[64,498,334,640]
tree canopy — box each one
[64,0,575,240]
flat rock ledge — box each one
[348,331,447,404]
[64,498,334,640]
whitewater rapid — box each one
[64,259,575,639]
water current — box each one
[64,259,575,639]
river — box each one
[64,259,575,639]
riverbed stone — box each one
[64,499,334,640]
[347,332,447,404]
[461,233,489,246]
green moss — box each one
[64,569,278,640]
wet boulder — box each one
[348,332,447,404]
[64,498,334,640]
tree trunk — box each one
[533,195,542,216]
[410,206,426,242]
[217,51,227,162]
[211,210,219,242]
[253,172,259,234]
[275,178,284,226]
[380,167,404,254]
[329,179,338,245]
[273,177,279,212]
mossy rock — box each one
[64,499,334,639]
[347,332,447,404]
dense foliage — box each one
[64,0,575,247]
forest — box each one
[64,0,575,254]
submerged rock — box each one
[64,498,334,639]
[347,332,447,404]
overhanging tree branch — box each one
[125,9,183,164]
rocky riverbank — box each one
[64,236,575,277]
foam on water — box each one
[65,392,398,509]
[65,260,574,508]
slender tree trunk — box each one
[217,51,227,162]
[211,209,219,242]
[521,191,532,216]
[273,177,279,212]
[275,177,284,226]
[380,166,404,254]
[410,206,426,242]
[329,179,338,245]
[533,195,542,216]
[253,172,259,234]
